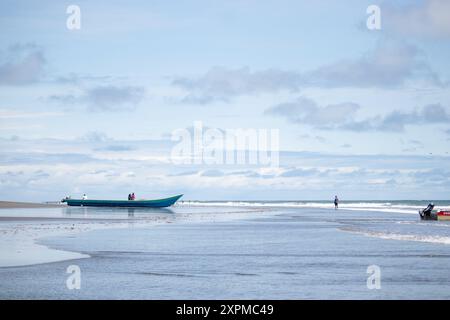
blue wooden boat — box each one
[62,194,183,208]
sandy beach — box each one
[0,201,65,209]
[0,202,126,267]
[0,203,268,268]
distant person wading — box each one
[334,196,339,209]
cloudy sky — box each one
[0,0,449,201]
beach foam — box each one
[382,234,450,245]
[348,229,450,245]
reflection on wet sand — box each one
[62,206,175,219]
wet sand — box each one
[0,205,269,268]
[0,201,65,209]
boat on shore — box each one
[62,194,183,208]
[419,209,450,221]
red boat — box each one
[419,204,450,221]
[437,210,450,221]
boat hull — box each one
[62,194,183,208]
[419,210,450,221]
[437,211,450,221]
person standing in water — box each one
[334,195,339,209]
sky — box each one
[0,0,449,201]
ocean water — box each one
[1,201,450,299]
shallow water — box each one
[0,205,450,299]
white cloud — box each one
[48,85,146,112]
[172,41,442,104]
[0,43,46,86]
[303,40,442,88]
[265,96,361,128]
[172,66,301,104]
[266,96,450,132]
[0,110,64,119]
[385,0,450,38]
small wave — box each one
[343,207,418,215]
[396,221,450,228]
[137,272,200,278]
[345,228,450,245]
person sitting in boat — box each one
[82,194,87,200]
[131,193,135,200]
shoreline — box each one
[0,220,90,268]
[0,201,65,209]
[0,205,271,268]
